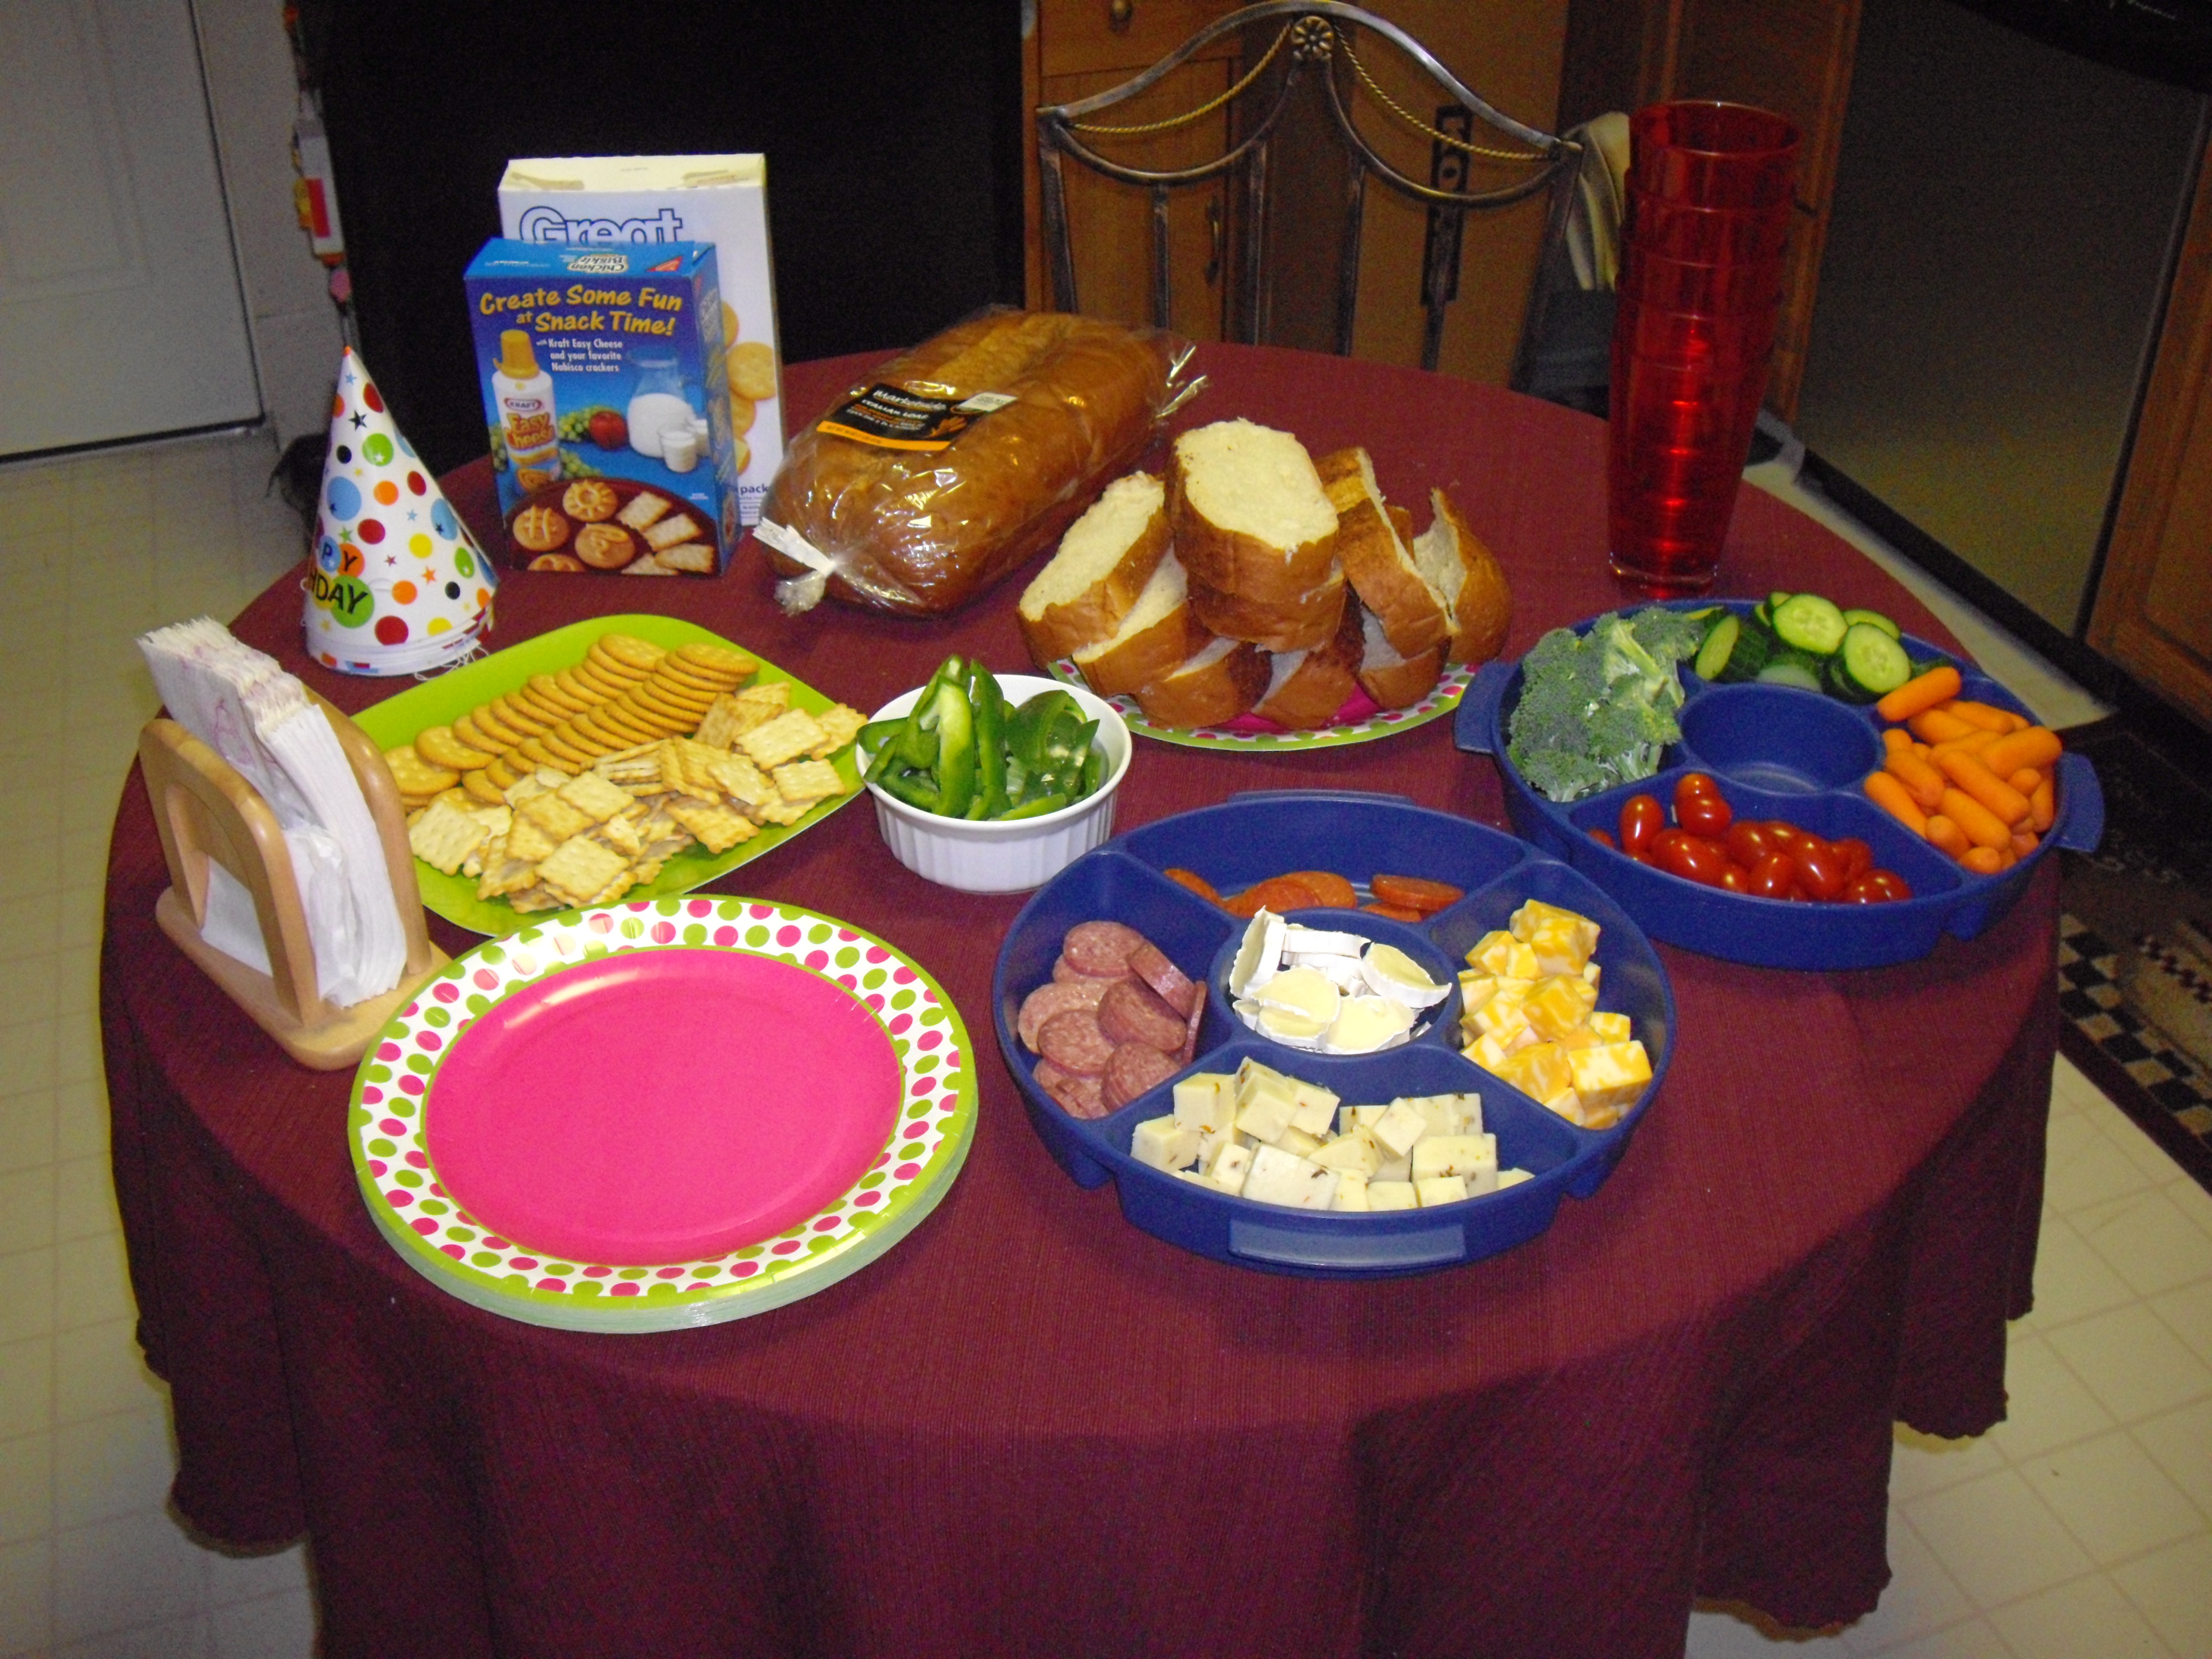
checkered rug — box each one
[2057,914,2212,1192]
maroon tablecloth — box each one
[102,346,2054,1659]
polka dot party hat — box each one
[305,349,497,677]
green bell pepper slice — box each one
[931,680,977,819]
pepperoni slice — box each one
[1097,977,1188,1053]
[1279,870,1359,907]
[1223,875,1323,917]
[1036,1009,1116,1077]
[1016,977,1114,1052]
[1101,1041,1180,1111]
[1163,867,1223,905]
[1369,874,1465,915]
[1361,903,1426,923]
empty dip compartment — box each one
[1677,686,1883,791]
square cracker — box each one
[617,492,671,531]
[771,759,848,810]
[702,752,777,812]
[408,799,488,875]
[520,792,596,842]
[810,705,868,758]
[739,709,828,770]
[643,514,700,552]
[536,836,630,905]
[557,770,635,823]
[503,815,561,865]
[665,799,760,854]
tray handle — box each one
[2050,750,2104,855]
[1229,1217,1464,1271]
[1454,659,1516,755]
[1228,789,1417,808]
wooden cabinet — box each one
[1558,0,1863,419]
[1022,0,1571,384]
[2088,128,2212,731]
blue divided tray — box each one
[990,793,1676,1277]
[1454,599,2104,970]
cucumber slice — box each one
[1712,617,1772,682]
[1768,591,1794,614]
[1693,613,1739,681]
[1829,620,1913,702]
[1840,607,1901,639]
[1771,593,1849,656]
[1754,659,1824,692]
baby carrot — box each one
[1882,727,1915,755]
[1865,770,1929,835]
[2011,830,2040,858]
[1982,725,2063,778]
[2030,775,2056,833]
[1933,748,2031,827]
[1884,745,1948,811]
[1938,698,2022,733]
[1930,726,1999,755]
[1877,663,1964,723]
[1908,707,1979,745]
[1960,846,2004,875]
[1924,814,1971,859]
[2008,766,2042,797]
[1940,786,2015,851]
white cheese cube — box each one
[1332,1171,1371,1211]
[1415,1174,1469,1207]
[1399,1092,1481,1138]
[1173,1073,1235,1132]
[1497,1167,1534,1189]
[1371,1100,1430,1160]
[1309,1126,1382,1178]
[1131,1115,1202,1173]
[1366,1179,1419,1212]
[1339,1103,1387,1136]
[1241,1144,1340,1210]
[1274,1125,1324,1157]
[1196,1121,1239,1167]
[1411,1133,1498,1187]
[1288,1079,1340,1138]
[1375,1152,1411,1183]
[1233,1089,1300,1145]
[1207,1141,1253,1195]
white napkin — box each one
[140,619,406,1008]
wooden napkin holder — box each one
[138,693,448,1070]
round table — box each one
[101,345,2054,1659]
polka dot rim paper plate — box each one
[350,896,975,1333]
[1046,659,1478,752]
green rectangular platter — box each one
[351,613,863,936]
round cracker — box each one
[629,689,710,732]
[469,705,524,749]
[593,702,661,744]
[416,726,493,772]
[484,756,520,790]
[556,668,611,705]
[539,728,598,766]
[729,341,778,402]
[463,768,507,806]
[489,695,548,737]
[597,632,666,672]
[608,694,683,735]
[575,660,638,698]
[531,672,590,714]
[585,643,650,681]
[675,641,754,679]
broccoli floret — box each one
[1505,611,1691,803]
[1625,605,1710,664]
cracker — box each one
[451,713,502,757]
[536,836,630,905]
[655,542,716,575]
[692,694,746,750]
[384,745,458,796]
[503,774,552,807]
[739,709,828,770]
[521,792,596,842]
[676,642,756,681]
[641,514,699,552]
[555,669,609,706]
[811,704,868,757]
[503,816,561,865]
[477,848,544,899]
[507,885,566,913]
[573,661,637,700]
[617,492,673,531]
[408,799,489,875]
[416,725,494,772]
[620,555,677,576]
[665,799,760,854]
[754,797,815,827]
[557,770,634,823]
[730,341,778,402]
[598,632,666,672]
[702,752,777,812]
[597,811,646,857]
[469,705,525,749]
[531,672,591,714]
[586,641,650,681]
[771,759,848,809]
[491,695,549,738]
[462,768,508,807]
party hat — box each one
[305,349,497,676]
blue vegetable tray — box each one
[1454,599,2104,970]
[990,792,1676,1277]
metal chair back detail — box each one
[1035,1,1582,371]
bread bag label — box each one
[816,384,1017,451]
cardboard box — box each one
[498,155,783,526]
[465,238,739,576]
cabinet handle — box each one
[1108,0,1134,31]
[1206,197,1222,286]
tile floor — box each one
[0,431,2205,1657]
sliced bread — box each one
[1170,419,1339,605]
[1316,446,1450,660]
[1254,588,1364,729]
[1355,606,1445,710]
[1411,488,1513,665]
[1186,566,1347,654]
[1133,634,1271,729]
[1071,551,1212,697]
[1017,471,1171,664]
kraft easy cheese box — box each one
[497,154,783,528]
[465,238,737,576]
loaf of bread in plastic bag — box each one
[756,309,1189,616]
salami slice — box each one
[1101,1041,1181,1110]
[1036,1008,1117,1077]
[1052,954,1126,987]
[1126,941,1199,1018]
[1097,976,1189,1054]
[1016,977,1114,1052]
[1035,1059,1108,1120]
[1179,990,1204,1066]
[1061,920,1148,977]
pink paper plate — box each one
[425,951,902,1265]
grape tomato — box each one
[1619,794,1665,857]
